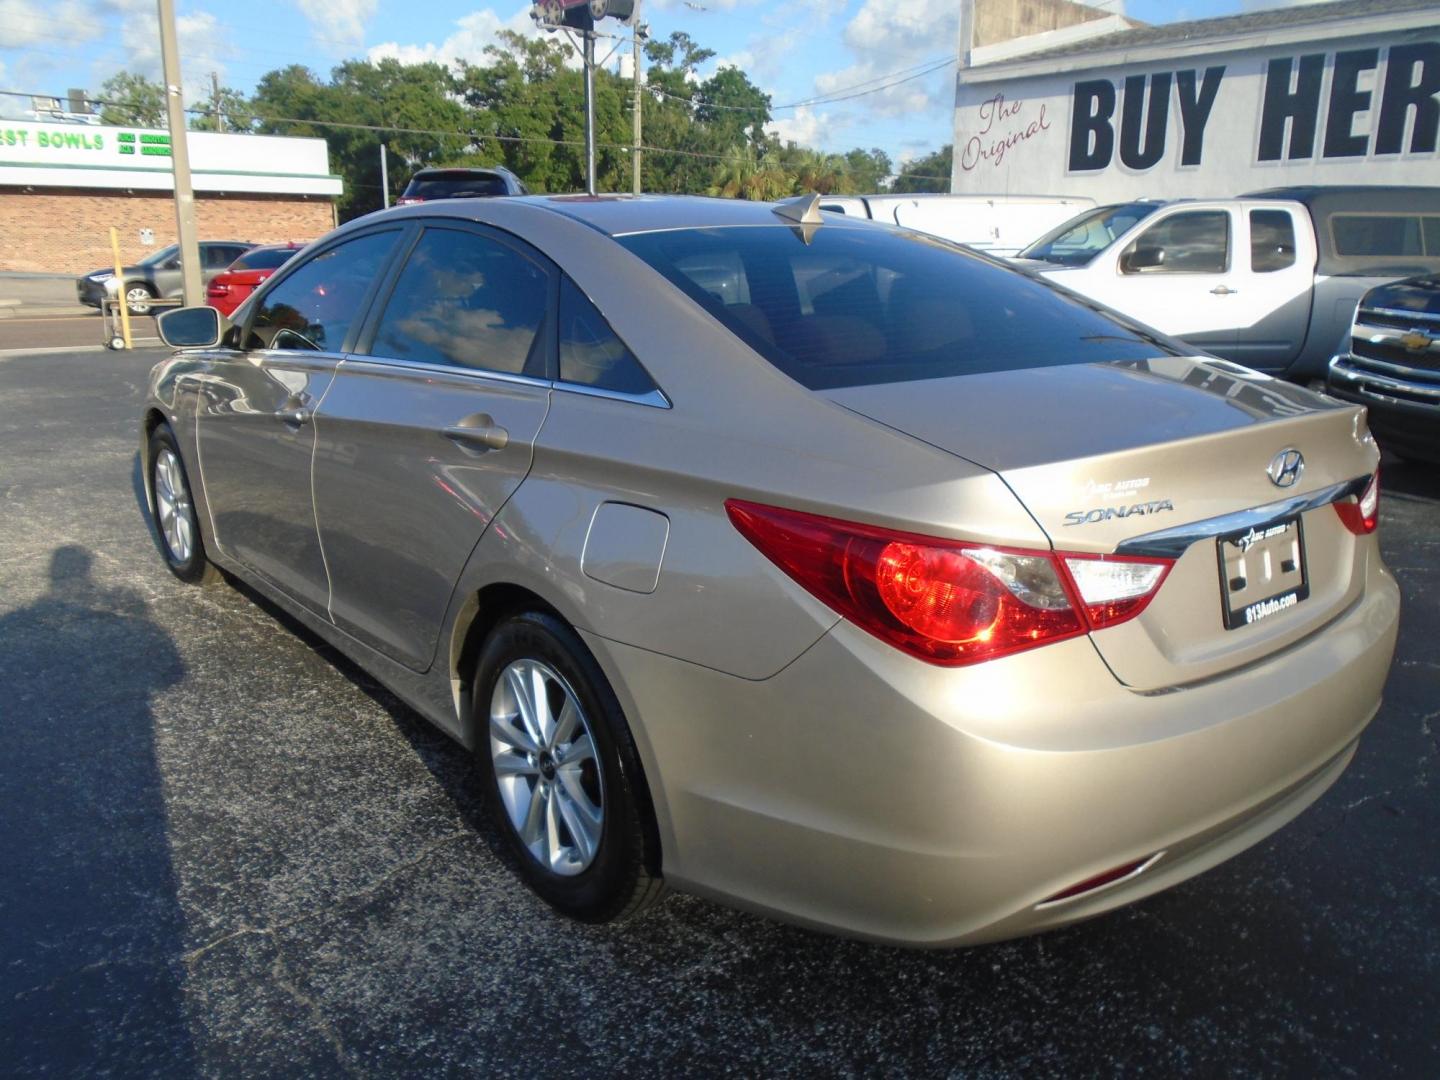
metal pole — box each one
[380,143,390,209]
[584,29,597,195]
[631,9,642,195]
[158,0,202,307]
[109,226,133,350]
[211,71,221,132]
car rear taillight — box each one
[726,501,1173,667]
[1062,555,1172,628]
[1334,470,1380,535]
[396,195,423,205]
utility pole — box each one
[380,143,390,209]
[631,6,643,194]
[211,71,221,132]
[158,0,201,307]
[584,28,597,195]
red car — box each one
[205,243,303,317]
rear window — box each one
[618,226,1171,390]
[229,247,298,271]
[406,173,509,199]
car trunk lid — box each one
[822,356,1380,690]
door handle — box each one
[1210,285,1238,295]
[443,418,509,452]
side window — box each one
[368,228,548,376]
[1120,210,1229,274]
[558,277,658,397]
[1250,210,1297,272]
[246,230,397,352]
[1331,214,1424,257]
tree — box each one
[97,72,166,128]
[707,145,792,201]
[253,59,471,219]
[694,66,770,150]
[890,145,952,194]
[190,85,256,133]
[844,148,892,194]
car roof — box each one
[498,194,856,237]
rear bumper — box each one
[588,549,1400,947]
[1328,354,1440,463]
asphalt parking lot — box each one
[1,345,1437,1077]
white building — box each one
[951,0,1440,201]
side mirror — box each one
[163,256,181,270]
[1122,245,1165,273]
[157,306,222,348]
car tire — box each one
[475,610,664,923]
[147,425,220,585]
[125,283,157,317]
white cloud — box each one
[766,104,829,146]
[296,0,377,48]
[368,6,542,71]
[84,2,234,107]
[0,0,93,49]
[818,0,956,118]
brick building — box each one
[0,121,342,273]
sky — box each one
[0,0,1338,168]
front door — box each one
[1081,207,1241,356]
[194,228,402,614]
[312,224,554,672]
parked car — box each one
[205,243,303,318]
[77,240,256,316]
[396,166,529,204]
[815,193,1096,256]
[1014,186,1440,382]
[1327,273,1440,464]
[144,194,1397,947]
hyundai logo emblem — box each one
[1267,448,1305,488]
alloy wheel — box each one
[489,658,605,876]
[153,447,194,564]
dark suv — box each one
[396,167,529,204]
[77,241,255,316]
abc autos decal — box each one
[952,37,1439,198]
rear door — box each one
[1225,203,1317,371]
[312,223,554,672]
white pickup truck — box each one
[1013,186,1440,382]
[816,193,1094,257]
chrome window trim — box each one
[338,353,553,390]
[1358,306,1440,326]
[1116,475,1371,559]
[552,381,672,409]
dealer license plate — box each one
[1217,516,1309,631]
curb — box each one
[0,306,98,319]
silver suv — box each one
[76,241,255,315]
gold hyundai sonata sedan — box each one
[142,194,1399,946]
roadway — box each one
[0,343,1436,1076]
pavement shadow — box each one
[1380,450,1439,502]
[0,545,197,1074]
